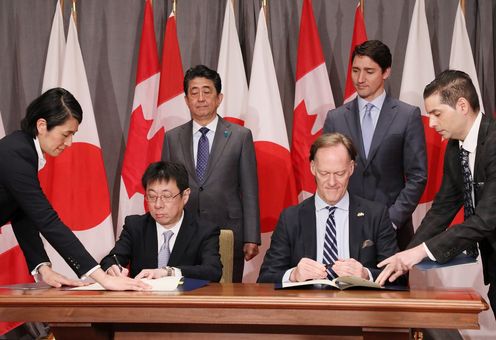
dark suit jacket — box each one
[324,96,427,248]
[257,195,399,283]
[100,212,222,282]
[0,131,97,276]
[162,116,260,251]
[409,115,496,284]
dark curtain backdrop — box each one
[1,0,495,228]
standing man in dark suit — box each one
[162,65,260,282]
[376,70,496,317]
[101,161,222,282]
[324,40,427,250]
[258,133,399,283]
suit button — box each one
[199,187,204,191]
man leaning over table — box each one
[258,133,399,284]
[101,161,222,282]
[376,70,496,318]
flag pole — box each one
[60,0,64,18]
[262,0,268,22]
[71,0,77,29]
[460,0,465,15]
[173,0,177,16]
[360,0,364,13]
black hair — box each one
[142,161,189,193]
[21,87,83,138]
[183,64,222,95]
[352,40,392,72]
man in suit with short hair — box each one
[324,40,427,250]
[258,133,399,283]
[101,161,222,282]
[162,65,260,282]
[377,70,496,317]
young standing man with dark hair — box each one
[324,40,427,250]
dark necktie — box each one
[323,206,338,280]
[196,127,210,183]
[459,147,479,258]
[361,103,374,158]
[157,230,174,268]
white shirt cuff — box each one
[391,222,397,230]
[282,268,295,283]
[172,267,182,277]
[31,262,52,282]
[423,242,436,261]
[82,265,101,279]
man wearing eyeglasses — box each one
[100,161,222,282]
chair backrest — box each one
[219,229,234,283]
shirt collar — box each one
[192,115,218,135]
[357,90,387,113]
[460,112,482,153]
[315,191,350,212]
[33,137,46,171]
[156,211,184,236]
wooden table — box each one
[0,283,488,339]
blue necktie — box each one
[361,103,374,158]
[158,230,174,268]
[323,206,338,280]
[196,127,210,183]
[459,147,479,258]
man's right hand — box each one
[289,258,327,282]
[91,268,150,291]
[38,264,86,287]
[106,265,129,277]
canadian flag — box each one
[117,0,161,236]
[343,2,368,103]
[155,11,190,141]
[216,0,248,126]
[38,6,115,278]
[0,111,32,335]
[243,8,298,282]
[291,0,335,202]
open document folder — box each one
[70,276,182,291]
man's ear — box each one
[310,160,316,176]
[382,67,391,80]
[182,188,191,205]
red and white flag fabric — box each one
[155,11,189,141]
[38,7,115,278]
[398,0,438,229]
[243,8,298,282]
[216,0,248,126]
[291,0,335,202]
[0,111,32,335]
[117,0,161,236]
[343,2,368,103]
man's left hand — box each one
[243,243,259,261]
[333,258,369,279]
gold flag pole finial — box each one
[173,0,177,16]
[262,0,268,21]
[71,0,77,26]
[360,0,364,14]
[460,0,466,15]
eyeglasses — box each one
[145,191,182,203]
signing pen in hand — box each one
[113,254,123,272]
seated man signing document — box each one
[258,133,399,283]
[101,161,222,282]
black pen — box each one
[113,254,123,272]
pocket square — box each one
[361,240,374,248]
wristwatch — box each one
[162,266,173,277]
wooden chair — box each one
[219,229,234,283]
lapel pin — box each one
[224,130,231,138]
[357,212,365,217]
